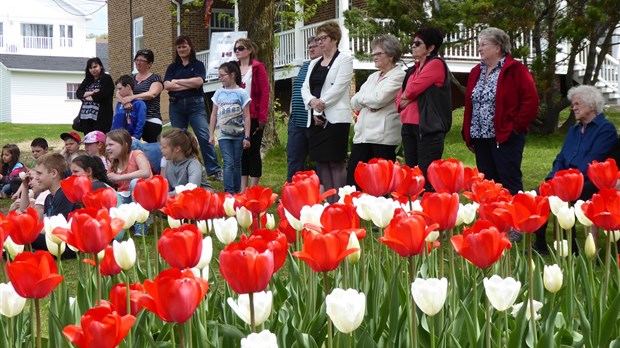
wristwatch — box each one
[244,136,251,141]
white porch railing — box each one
[575,40,619,92]
[22,36,53,49]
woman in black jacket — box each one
[76,57,114,134]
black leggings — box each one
[141,121,163,143]
[242,118,263,177]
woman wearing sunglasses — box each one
[234,38,270,191]
[395,27,452,190]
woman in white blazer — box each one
[301,21,353,201]
[347,35,405,187]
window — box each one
[21,23,53,49]
[133,17,143,57]
[59,25,73,47]
[66,83,80,100]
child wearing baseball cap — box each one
[83,130,110,170]
[60,131,87,176]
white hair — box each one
[567,85,605,114]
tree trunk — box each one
[238,0,280,149]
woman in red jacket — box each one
[462,27,539,195]
[235,38,270,191]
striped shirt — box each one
[133,73,163,122]
[290,61,311,128]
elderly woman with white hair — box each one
[532,84,618,253]
[462,27,539,195]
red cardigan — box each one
[247,60,270,123]
[462,54,539,147]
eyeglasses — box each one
[412,40,424,47]
[218,73,230,78]
[316,35,329,42]
[371,52,386,58]
[308,45,319,50]
[234,46,246,52]
[134,59,149,63]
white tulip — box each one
[369,197,395,228]
[213,217,238,244]
[227,291,273,326]
[113,239,137,270]
[483,275,521,311]
[584,233,596,259]
[337,185,357,203]
[325,288,366,334]
[511,301,543,320]
[134,202,150,224]
[284,208,303,231]
[410,199,423,212]
[44,214,70,239]
[425,231,440,242]
[223,196,237,217]
[352,194,375,221]
[553,240,569,257]
[543,264,563,293]
[574,200,593,227]
[521,190,538,197]
[196,220,208,234]
[96,248,105,261]
[548,196,568,216]
[240,330,278,348]
[556,206,575,230]
[45,233,66,258]
[110,203,138,229]
[265,213,276,230]
[195,236,213,270]
[0,282,27,318]
[3,237,23,260]
[346,232,361,264]
[455,202,479,226]
[167,215,182,228]
[411,278,448,316]
[175,183,197,194]
[18,171,27,180]
[236,206,253,229]
[603,230,620,242]
[300,204,325,227]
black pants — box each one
[242,118,263,177]
[141,122,162,143]
[471,132,526,195]
[346,142,397,188]
[401,124,445,190]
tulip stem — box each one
[602,230,611,308]
[179,323,186,348]
[485,296,491,348]
[34,299,41,348]
[140,229,152,278]
[8,316,13,348]
[125,276,133,348]
[566,227,574,329]
[408,256,418,348]
[323,272,333,348]
[526,234,538,345]
[249,292,256,333]
[94,253,102,304]
[448,228,457,314]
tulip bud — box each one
[196,220,208,234]
[574,200,593,227]
[584,233,596,259]
[543,264,563,293]
[411,278,448,316]
[223,196,236,217]
[134,202,150,224]
[511,300,543,320]
[236,206,253,229]
[0,282,27,318]
[97,248,105,261]
[240,330,278,348]
[483,275,521,311]
[300,204,325,227]
[227,291,273,326]
[45,234,66,258]
[265,213,276,229]
[325,288,366,334]
[167,215,182,228]
[174,183,197,194]
[3,237,24,260]
[44,214,70,237]
[369,197,396,228]
[553,240,569,257]
[284,208,303,231]
[556,206,575,230]
[548,196,568,216]
[425,231,440,242]
[195,236,213,270]
[213,217,238,244]
[113,239,137,270]
[352,194,374,221]
[346,233,361,264]
[603,230,620,242]
[338,185,357,203]
[110,204,138,229]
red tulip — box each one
[427,158,465,193]
[463,166,484,191]
[3,207,43,245]
[451,219,511,269]
[63,300,135,348]
[463,179,511,204]
[549,169,584,202]
[0,213,6,246]
[6,250,63,299]
[379,212,438,257]
[282,176,334,220]
[99,245,122,276]
[581,188,620,230]
[292,229,357,272]
[394,165,426,200]
[162,188,225,221]
[321,203,360,231]
[478,201,512,233]
[292,170,321,186]
[53,208,124,254]
[276,203,298,243]
[248,229,289,273]
[219,234,275,294]
[354,158,394,196]
[109,283,144,317]
[158,224,203,269]
[138,268,208,323]
[61,175,92,203]
[236,186,278,216]
[388,161,406,193]
[133,175,169,211]
[420,192,459,230]
[494,193,550,233]
[538,180,555,197]
[82,187,118,210]
[588,159,619,190]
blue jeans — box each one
[169,96,221,176]
[219,138,243,194]
[286,121,311,182]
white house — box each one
[0,0,105,124]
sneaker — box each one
[508,229,523,243]
[133,223,146,237]
[212,171,223,182]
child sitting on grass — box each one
[160,128,211,194]
[0,144,25,198]
[83,130,109,170]
[111,75,147,141]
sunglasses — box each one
[234,46,246,52]
[412,40,424,47]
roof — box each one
[0,46,109,73]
